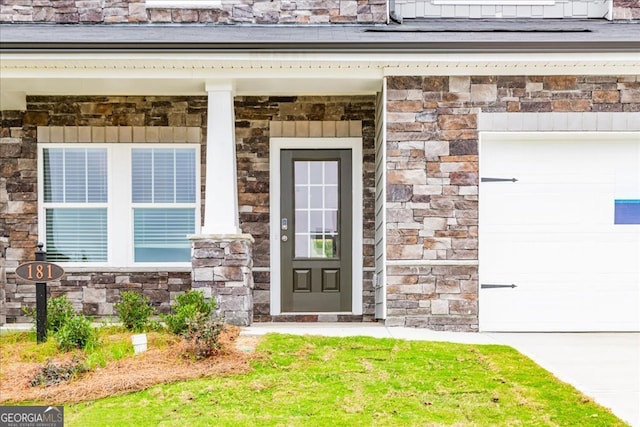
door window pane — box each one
[310,186,323,209]
[295,186,308,209]
[325,186,338,210]
[295,211,308,233]
[294,162,308,184]
[310,162,323,184]
[294,160,339,259]
[324,211,338,233]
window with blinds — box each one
[131,148,196,262]
[40,144,199,266]
[43,148,108,262]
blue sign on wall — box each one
[615,200,640,224]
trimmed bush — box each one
[23,295,75,333]
[47,296,76,333]
[162,290,216,335]
[55,314,96,351]
[184,312,225,360]
[115,291,157,332]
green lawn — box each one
[65,334,627,427]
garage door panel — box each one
[482,232,639,276]
[480,135,640,332]
[482,180,614,227]
[481,289,640,331]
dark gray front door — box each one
[280,149,352,312]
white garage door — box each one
[479,133,640,332]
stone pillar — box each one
[0,236,7,325]
[202,81,241,235]
[190,234,254,326]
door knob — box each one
[281,235,288,242]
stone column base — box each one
[189,234,254,326]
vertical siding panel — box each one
[374,85,387,320]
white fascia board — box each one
[1,52,638,74]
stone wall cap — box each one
[188,233,255,243]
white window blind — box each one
[46,208,108,262]
[43,148,107,203]
[132,148,196,203]
[42,148,108,262]
[133,209,195,262]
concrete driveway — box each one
[243,324,640,426]
[485,333,640,427]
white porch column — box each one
[202,81,241,235]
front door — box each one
[280,149,352,312]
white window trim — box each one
[38,143,201,268]
[269,137,363,316]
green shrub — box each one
[114,291,157,332]
[184,312,225,360]
[161,290,216,335]
[23,295,76,333]
[55,314,97,351]
[47,296,76,333]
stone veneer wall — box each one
[191,235,254,326]
[0,0,387,24]
[0,96,207,322]
[613,0,640,20]
[234,96,377,322]
[385,75,640,331]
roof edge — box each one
[2,40,640,54]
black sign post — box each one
[15,243,65,344]
[35,244,47,343]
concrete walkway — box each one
[242,323,640,427]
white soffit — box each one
[0,52,638,100]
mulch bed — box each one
[0,327,256,404]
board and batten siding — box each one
[374,87,387,320]
[396,0,611,19]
